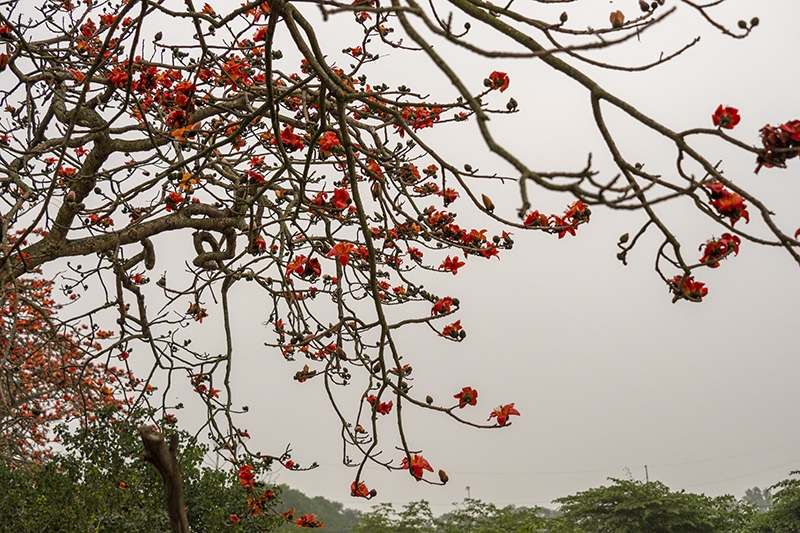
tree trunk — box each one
[139,425,191,533]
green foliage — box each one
[0,407,283,532]
[554,478,753,533]
[744,472,800,532]
[351,501,437,533]
[742,487,773,513]
[352,498,551,532]
[437,498,546,532]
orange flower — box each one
[609,10,625,28]
[488,71,509,92]
[441,320,463,339]
[326,242,354,266]
[712,105,740,129]
[351,480,371,498]
[488,403,520,426]
[454,387,478,408]
[295,513,324,528]
[401,454,433,481]
[440,255,465,275]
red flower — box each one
[318,130,340,155]
[699,233,740,268]
[351,480,372,498]
[238,465,255,489]
[564,200,591,222]
[285,460,295,469]
[377,401,393,415]
[705,182,749,226]
[669,275,708,302]
[408,247,424,262]
[165,191,184,212]
[441,320,463,340]
[454,387,478,408]
[275,125,305,152]
[523,210,548,227]
[488,71,509,92]
[431,296,454,316]
[366,394,377,404]
[230,514,240,524]
[550,215,576,239]
[438,188,459,205]
[327,241,354,266]
[488,403,520,426]
[401,454,433,481]
[295,513,324,528]
[331,188,351,210]
[712,105,740,129]
[440,256,465,275]
[107,67,128,88]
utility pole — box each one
[466,485,471,499]
[645,465,649,483]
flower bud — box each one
[560,11,568,23]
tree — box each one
[0,0,796,500]
[743,487,773,514]
[0,407,287,532]
[0,260,131,463]
[745,471,800,533]
[554,477,753,533]
[437,498,546,532]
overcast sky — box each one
[217,0,800,513]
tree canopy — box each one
[0,0,797,510]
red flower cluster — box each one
[704,182,749,226]
[397,106,442,136]
[286,255,322,279]
[699,233,740,268]
[669,275,708,302]
[238,464,255,490]
[295,513,325,528]
[523,200,591,238]
[756,119,800,172]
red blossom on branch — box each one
[454,387,478,408]
[488,71,510,92]
[440,255,465,275]
[488,403,520,426]
[699,233,740,268]
[401,454,433,481]
[712,105,740,129]
[669,275,708,302]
